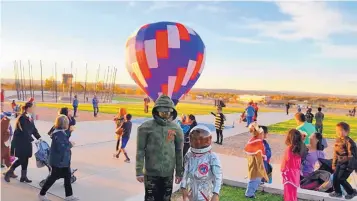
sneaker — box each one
[65,196,79,201]
[245,195,255,199]
[346,191,357,200]
[124,159,130,163]
[345,194,356,200]
[38,194,51,201]
[329,192,342,198]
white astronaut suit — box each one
[180,125,223,201]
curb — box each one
[223,178,357,201]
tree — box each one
[125,88,135,95]
[44,76,55,91]
[136,88,145,95]
[74,83,84,92]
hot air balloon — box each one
[125,21,206,105]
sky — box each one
[1,1,357,96]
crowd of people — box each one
[2,92,357,201]
[240,102,259,127]
[1,97,79,201]
[135,95,222,201]
[243,106,357,201]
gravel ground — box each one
[212,132,335,163]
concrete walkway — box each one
[1,112,293,201]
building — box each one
[238,95,271,103]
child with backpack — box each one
[38,115,78,201]
[244,122,268,198]
[329,122,357,200]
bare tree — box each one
[69,61,73,103]
[95,64,100,95]
[111,67,118,102]
[55,62,58,103]
[30,64,34,98]
[19,61,25,101]
[13,61,20,100]
[40,60,44,102]
[74,67,77,96]
[84,63,88,103]
[28,60,33,98]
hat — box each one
[248,122,264,136]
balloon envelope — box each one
[125,21,206,104]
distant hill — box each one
[1,78,355,98]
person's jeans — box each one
[316,124,323,133]
[73,106,78,117]
[246,116,253,127]
[333,164,354,195]
[12,157,29,171]
[40,166,73,197]
[93,106,99,117]
[144,175,173,201]
[245,177,261,197]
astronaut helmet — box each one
[189,125,212,154]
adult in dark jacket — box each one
[4,102,41,183]
[48,107,76,138]
[183,114,197,157]
[72,95,79,117]
[92,95,99,117]
[39,115,79,201]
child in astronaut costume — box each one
[181,125,223,201]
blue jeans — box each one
[73,106,78,117]
[93,106,99,117]
[246,116,253,126]
[246,177,261,197]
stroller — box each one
[35,140,78,187]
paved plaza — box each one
[3,111,342,201]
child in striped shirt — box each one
[211,107,226,145]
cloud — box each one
[221,37,263,44]
[315,42,357,59]
[195,4,227,13]
[145,1,185,13]
[244,2,357,41]
[234,2,357,59]
[127,1,136,7]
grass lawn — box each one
[32,102,279,118]
[112,96,142,103]
[34,102,241,117]
[268,114,357,139]
[171,185,284,201]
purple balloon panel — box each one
[125,21,206,104]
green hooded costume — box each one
[136,95,184,178]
